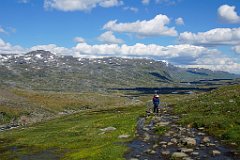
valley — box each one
[0,50,240,159]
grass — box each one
[0,105,145,159]
[154,126,170,135]
[0,87,133,124]
[174,84,240,149]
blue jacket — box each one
[152,97,160,106]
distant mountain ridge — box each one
[0,50,239,92]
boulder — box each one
[181,137,197,146]
[211,150,221,156]
[172,152,188,158]
[202,136,210,143]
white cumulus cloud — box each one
[175,17,184,25]
[218,4,240,23]
[98,31,124,44]
[0,38,25,54]
[179,28,240,46]
[232,45,240,54]
[103,14,178,37]
[73,42,218,61]
[44,0,123,12]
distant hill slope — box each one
[0,50,239,92]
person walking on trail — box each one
[152,94,160,113]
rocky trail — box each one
[125,105,240,160]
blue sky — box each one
[0,0,240,74]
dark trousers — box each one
[153,105,159,113]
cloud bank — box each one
[103,14,178,37]
[179,28,240,46]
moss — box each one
[154,126,170,135]
[0,105,145,159]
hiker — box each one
[152,94,160,113]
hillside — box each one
[0,86,136,126]
[174,84,240,149]
[0,50,238,92]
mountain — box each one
[0,50,239,92]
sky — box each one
[0,0,240,74]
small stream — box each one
[125,106,240,160]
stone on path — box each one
[161,150,170,156]
[172,152,188,158]
[198,132,205,136]
[171,138,178,143]
[100,126,116,132]
[198,127,205,130]
[182,137,197,146]
[211,150,221,156]
[199,144,205,147]
[202,136,210,143]
[118,134,130,139]
[150,150,156,154]
[143,127,150,131]
[209,143,216,146]
[159,141,167,145]
[191,151,199,156]
[145,149,156,154]
[157,121,170,126]
[181,148,193,153]
[143,133,150,141]
[167,142,174,146]
[153,144,159,148]
[162,144,167,148]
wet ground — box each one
[125,105,240,160]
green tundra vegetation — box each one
[174,84,240,150]
[0,87,133,125]
[0,84,240,159]
[0,104,145,160]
